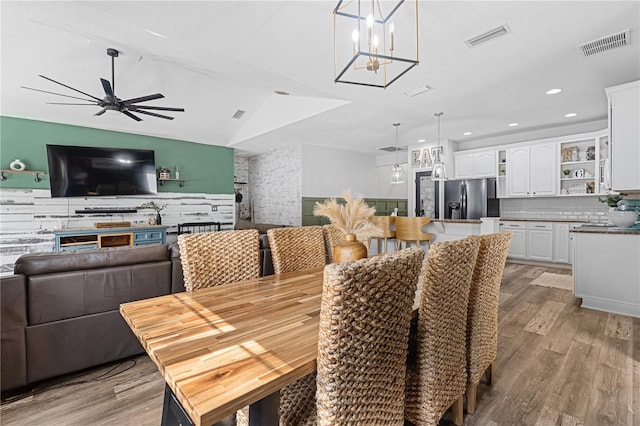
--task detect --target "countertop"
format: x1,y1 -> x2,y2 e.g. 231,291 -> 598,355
500,218 -> 587,223
570,226 -> 640,235
431,219 -> 482,224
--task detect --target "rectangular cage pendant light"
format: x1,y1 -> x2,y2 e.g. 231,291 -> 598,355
333,0 -> 419,88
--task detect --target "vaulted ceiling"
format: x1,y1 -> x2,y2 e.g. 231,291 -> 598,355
1,1 -> 638,156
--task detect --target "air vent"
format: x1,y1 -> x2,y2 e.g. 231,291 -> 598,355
465,24 -> 512,48
579,30 -> 630,57
378,146 -> 403,153
232,109 -> 245,119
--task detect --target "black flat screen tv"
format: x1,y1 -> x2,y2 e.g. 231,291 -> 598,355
46,145 -> 158,197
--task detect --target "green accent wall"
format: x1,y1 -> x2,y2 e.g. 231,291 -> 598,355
0,116 -> 234,194
302,197 -> 408,226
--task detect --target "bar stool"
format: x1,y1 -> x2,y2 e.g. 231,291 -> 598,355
369,216 -> 396,254
395,217 -> 433,251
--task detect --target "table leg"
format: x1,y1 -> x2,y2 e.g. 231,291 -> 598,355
161,384 -> 237,426
248,391 -> 280,426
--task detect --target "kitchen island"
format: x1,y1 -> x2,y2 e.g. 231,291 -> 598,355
571,227 -> 640,318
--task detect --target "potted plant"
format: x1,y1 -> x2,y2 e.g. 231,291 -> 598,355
313,190 -> 383,262
598,191 -> 625,208
562,169 -> 571,177
138,201 -> 166,225
157,166 -> 171,180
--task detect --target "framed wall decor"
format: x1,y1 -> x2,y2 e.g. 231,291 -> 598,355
411,150 -> 421,167
431,146 -> 444,162
422,148 -> 432,168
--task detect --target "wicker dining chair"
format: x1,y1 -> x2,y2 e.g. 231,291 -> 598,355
322,224 -> 344,263
405,235 -> 481,426
267,226 -> 326,274
395,216 -> 433,250
177,229 -> 260,291
369,216 -> 396,254
466,231 -> 512,414
280,248 -> 425,426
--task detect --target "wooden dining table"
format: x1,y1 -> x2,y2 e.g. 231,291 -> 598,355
120,266 -> 423,426
120,267 -> 326,426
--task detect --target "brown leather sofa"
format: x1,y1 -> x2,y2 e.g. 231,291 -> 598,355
1,244 -> 181,392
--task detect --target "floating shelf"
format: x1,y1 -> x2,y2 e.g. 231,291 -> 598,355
158,178 -> 187,187
0,169 -> 46,182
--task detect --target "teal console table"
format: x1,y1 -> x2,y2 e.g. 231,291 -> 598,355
54,226 -> 168,252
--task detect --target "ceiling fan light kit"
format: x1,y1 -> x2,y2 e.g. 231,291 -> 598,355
22,48 -> 184,121
333,0 -> 419,88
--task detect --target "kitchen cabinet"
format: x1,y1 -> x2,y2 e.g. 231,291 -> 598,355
507,142 -> 556,197
502,221 -> 526,259
572,230 -> 640,318
526,222 -> 553,262
453,149 -> 496,179
606,80 -> 640,191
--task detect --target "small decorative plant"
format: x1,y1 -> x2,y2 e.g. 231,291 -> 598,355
313,190 -> 383,241
598,191 -> 625,208
157,166 -> 171,179
562,169 -> 571,177
138,201 -> 166,214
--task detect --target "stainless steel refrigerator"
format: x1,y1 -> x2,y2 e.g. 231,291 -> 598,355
436,178 -> 500,219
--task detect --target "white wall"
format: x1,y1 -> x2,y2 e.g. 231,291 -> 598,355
302,145 -> 409,198
248,146 -> 302,226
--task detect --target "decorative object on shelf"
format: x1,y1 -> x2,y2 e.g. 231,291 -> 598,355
157,166 -> 171,180
388,123 -> 406,184
9,159 -> 26,171
562,169 -> 571,177
333,0 -> 419,88
431,112 -> 448,181
138,201 -> 166,225
562,146 -> 578,162
313,190 -> 383,262
586,146 -> 596,161
175,165 -> 180,180
235,189 -> 243,203
573,168 -> 585,178
22,47 -> 184,121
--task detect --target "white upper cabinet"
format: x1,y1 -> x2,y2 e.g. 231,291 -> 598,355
507,142 -> 556,197
453,149 -> 496,179
606,81 -> 640,191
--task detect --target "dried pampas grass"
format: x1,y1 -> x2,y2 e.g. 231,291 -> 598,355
313,191 -> 383,241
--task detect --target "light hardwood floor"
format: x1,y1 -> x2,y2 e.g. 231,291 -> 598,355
1,263 -> 638,425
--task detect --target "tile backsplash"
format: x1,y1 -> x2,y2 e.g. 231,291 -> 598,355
501,196 -> 614,223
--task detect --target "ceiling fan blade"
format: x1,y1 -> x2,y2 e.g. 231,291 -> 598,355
122,93 -> 164,104
133,109 -> 175,120
122,110 -> 142,121
21,86 -> 100,103
132,105 -> 185,112
39,75 -> 103,102
100,78 -> 115,103
94,108 -> 108,116
47,102 -> 99,105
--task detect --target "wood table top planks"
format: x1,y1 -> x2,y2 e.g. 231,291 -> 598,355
120,267 -> 325,426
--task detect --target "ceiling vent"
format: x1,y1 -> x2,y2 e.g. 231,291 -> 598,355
465,24 -> 512,48
579,30 -> 630,57
232,109 -> 245,119
378,146 -> 404,153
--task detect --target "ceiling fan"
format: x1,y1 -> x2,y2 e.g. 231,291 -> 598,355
21,48 -> 184,121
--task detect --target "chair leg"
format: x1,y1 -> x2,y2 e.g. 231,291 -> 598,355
466,382 -> 477,414
452,396 -> 464,426
485,362 -> 495,385
377,238 -> 383,254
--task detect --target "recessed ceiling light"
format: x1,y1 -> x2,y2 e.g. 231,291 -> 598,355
546,88 -> 562,95
564,113 -> 578,118
508,122 -> 519,127
418,139 -> 426,142
463,132 -> 472,136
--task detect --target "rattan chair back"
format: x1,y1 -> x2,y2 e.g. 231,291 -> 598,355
465,231 -> 512,413
279,248 -> 425,426
267,226 -> 326,274
395,216 -> 433,250
405,235 -> 481,426
322,224 -> 344,263
177,229 -> 260,292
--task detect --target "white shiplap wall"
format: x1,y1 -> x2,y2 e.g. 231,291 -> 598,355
0,188 -> 234,274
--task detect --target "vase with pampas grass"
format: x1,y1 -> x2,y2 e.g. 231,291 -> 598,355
313,190 -> 383,262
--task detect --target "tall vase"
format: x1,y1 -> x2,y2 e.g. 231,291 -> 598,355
156,213 -> 162,225
333,234 -> 367,263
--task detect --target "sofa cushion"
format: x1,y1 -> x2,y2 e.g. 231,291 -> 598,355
15,244 -> 170,276
28,262 -> 171,325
